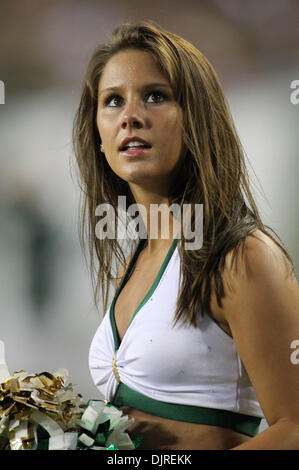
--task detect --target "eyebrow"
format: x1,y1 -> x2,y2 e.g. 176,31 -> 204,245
98,82 -> 171,96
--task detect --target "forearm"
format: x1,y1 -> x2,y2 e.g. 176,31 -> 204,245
230,420 -> 299,450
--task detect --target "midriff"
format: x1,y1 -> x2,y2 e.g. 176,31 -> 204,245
120,406 -> 251,450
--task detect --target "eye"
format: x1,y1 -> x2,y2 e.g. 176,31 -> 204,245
105,95 -> 123,107
146,91 -> 167,104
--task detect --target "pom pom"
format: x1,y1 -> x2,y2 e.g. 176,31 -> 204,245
0,341 -> 142,450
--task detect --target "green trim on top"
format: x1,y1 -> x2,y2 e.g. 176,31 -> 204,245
112,382 -> 261,437
110,235 -> 179,351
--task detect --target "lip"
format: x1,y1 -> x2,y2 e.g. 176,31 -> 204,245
120,147 -> 151,157
119,136 -> 151,151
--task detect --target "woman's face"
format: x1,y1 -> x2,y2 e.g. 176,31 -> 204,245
96,49 -> 186,196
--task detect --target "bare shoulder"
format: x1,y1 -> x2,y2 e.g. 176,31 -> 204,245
210,229 -> 297,325
224,229 -> 293,283
211,230 -> 299,427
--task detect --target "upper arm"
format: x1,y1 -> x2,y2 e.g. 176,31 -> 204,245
218,231 -> 299,426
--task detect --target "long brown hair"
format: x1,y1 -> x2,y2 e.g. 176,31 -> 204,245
72,20 -> 295,326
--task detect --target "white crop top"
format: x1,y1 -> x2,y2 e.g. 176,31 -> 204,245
89,236 -> 264,436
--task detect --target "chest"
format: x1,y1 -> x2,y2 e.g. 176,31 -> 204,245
114,251 -> 169,343
113,244 -> 233,343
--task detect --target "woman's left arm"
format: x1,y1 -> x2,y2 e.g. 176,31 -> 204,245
218,233 -> 299,450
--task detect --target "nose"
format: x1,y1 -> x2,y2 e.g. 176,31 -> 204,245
121,98 -> 145,130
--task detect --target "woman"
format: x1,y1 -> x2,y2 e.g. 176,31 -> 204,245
73,21 -> 299,450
